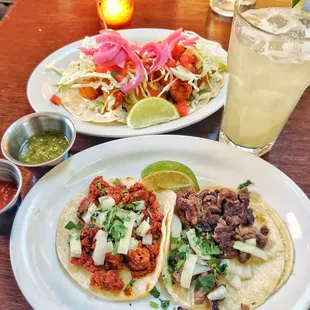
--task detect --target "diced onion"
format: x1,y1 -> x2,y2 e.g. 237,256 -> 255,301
180,253 -> 198,289
186,228 -> 211,260
193,263 -> 211,276
117,220 -> 134,254
245,238 -> 257,247
96,211 -> 108,227
107,241 -> 114,253
142,234 -> 153,245
98,196 -> 115,210
136,220 -> 151,237
135,201 -> 146,210
82,203 -> 97,223
128,211 -> 139,221
207,285 -> 227,301
171,214 -> 182,238
69,232 -> 82,258
92,230 -> 108,266
225,273 -> 242,290
129,237 -> 139,251
134,213 -> 144,228
221,259 -> 252,280
233,241 -> 268,261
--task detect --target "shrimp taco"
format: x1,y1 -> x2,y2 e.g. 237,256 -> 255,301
162,186 -> 293,310
49,28 -> 226,127
56,176 -> 175,300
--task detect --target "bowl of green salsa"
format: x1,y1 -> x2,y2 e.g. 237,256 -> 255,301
1,112 -> 76,167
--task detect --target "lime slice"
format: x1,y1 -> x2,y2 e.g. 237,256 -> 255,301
293,0 -> 310,11
141,160 -> 199,192
127,97 -> 180,129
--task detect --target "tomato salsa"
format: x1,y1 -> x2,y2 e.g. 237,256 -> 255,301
0,180 -> 17,210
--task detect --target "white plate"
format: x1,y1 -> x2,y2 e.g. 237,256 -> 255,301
27,28 -> 228,138
10,136 -> 310,310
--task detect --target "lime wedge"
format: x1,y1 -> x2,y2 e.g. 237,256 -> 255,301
126,97 -> 180,129
293,0 -> 310,11
141,160 -> 199,192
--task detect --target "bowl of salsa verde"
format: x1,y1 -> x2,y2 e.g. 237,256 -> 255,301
1,112 -> 76,167
0,159 -> 22,233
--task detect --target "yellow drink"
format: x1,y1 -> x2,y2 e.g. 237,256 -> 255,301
220,6 -> 310,155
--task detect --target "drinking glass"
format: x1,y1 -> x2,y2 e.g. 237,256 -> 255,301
219,0 -> 310,156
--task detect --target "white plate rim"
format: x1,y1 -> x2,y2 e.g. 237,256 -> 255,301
10,135 -> 310,310
26,28 -> 228,138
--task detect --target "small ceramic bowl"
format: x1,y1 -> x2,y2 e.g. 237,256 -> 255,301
0,159 -> 22,233
1,112 -> 76,168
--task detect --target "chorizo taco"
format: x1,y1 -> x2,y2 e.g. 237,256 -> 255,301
56,176 -> 175,300
161,186 -> 293,310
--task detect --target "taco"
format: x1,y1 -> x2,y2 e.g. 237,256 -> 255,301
56,176 -> 175,300
161,186 -> 293,310
48,28 -> 226,127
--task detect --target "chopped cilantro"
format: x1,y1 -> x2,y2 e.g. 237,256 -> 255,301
180,231 -> 187,239
113,178 -> 123,185
111,71 -> 120,77
133,201 -> 141,206
129,279 -> 135,286
195,226 -> 203,233
150,286 -> 160,298
65,221 -> 83,230
194,236 -> 222,255
175,259 -> 185,270
124,203 -> 135,211
87,223 -> 95,229
238,179 -> 253,189
149,301 -> 159,309
133,193 -> 139,197
101,189 -> 107,195
199,274 -> 216,293
208,257 -> 228,275
108,221 -> 127,243
97,182 -> 102,189
122,189 -> 128,193
159,299 -> 170,310
178,251 -> 187,260
115,215 -> 124,224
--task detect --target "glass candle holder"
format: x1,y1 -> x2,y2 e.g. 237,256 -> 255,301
96,0 -> 134,29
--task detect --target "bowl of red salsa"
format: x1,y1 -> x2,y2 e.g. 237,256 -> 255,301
0,159 -> 22,233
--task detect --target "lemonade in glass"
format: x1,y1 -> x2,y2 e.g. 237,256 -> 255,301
219,0 -> 310,156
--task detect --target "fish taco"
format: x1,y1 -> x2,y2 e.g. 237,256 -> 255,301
162,186 -> 293,310
56,176 -> 175,300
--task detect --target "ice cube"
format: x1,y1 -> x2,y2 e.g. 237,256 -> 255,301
267,15 -> 288,28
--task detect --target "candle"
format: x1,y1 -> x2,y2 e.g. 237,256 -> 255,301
96,0 -> 134,29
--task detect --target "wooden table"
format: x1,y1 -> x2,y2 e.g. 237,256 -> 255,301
0,0 -> 309,308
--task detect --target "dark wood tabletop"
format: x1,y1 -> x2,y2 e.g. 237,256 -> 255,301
0,0 -> 309,309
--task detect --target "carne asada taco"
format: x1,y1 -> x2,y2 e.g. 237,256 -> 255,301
162,186 -> 293,310
56,176 -> 176,300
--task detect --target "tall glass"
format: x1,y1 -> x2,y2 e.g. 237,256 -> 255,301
219,0 -> 310,156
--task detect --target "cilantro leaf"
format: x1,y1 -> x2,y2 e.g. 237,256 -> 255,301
129,279 -> 135,286
150,301 -> 159,309
199,274 -> 216,293
97,182 -> 102,189
159,299 -> 170,310
122,189 -> 128,193
175,259 -> 185,270
113,178 -> 123,185
238,179 -> 253,189
65,221 -> 83,230
150,286 -> 160,298
202,243 -> 222,255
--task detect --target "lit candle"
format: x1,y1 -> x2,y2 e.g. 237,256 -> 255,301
96,0 -> 134,29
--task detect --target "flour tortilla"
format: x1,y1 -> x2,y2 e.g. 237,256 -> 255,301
162,191 -> 294,310
56,177 -> 176,301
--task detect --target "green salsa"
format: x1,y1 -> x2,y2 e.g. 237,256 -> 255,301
18,132 -> 69,164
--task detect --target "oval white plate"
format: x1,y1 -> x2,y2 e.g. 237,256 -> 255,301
27,28 -> 228,138
10,136 -> 310,310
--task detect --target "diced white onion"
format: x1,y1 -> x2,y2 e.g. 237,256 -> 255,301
171,214 -> 182,238
233,241 -> 268,261
117,220 -> 134,255
135,200 -> 146,210
96,211 -> 108,227
193,263 -> 211,276
107,241 -> 114,252
98,196 -> 115,210
69,232 -> 82,258
128,211 -> 139,221
92,230 -> 108,266
142,234 -> 153,245
225,273 -> 242,290
180,253 -> 198,289
82,203 -> 97,223
136,220 -> 150,237
129,237 -> 139,251
221,259 -> 252,280
134,213 -> 144,227
186,228 -> 211,260
207,285 -> 227,301
245,238 -> 257,247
